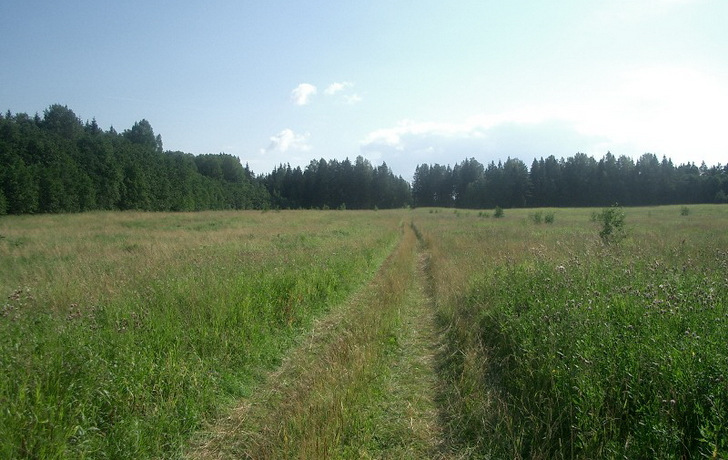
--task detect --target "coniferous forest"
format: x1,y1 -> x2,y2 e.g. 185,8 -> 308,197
412,155 -> 728,209
1,105 -> 726,215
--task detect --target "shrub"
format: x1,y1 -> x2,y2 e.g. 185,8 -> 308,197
595,204 -> 626,244
493,206 -> 504,218
544,211 -> 555,224
681,206 -> 690,216
529,211 -> 543,224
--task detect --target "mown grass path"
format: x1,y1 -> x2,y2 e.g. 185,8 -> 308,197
187,221 -> 450,459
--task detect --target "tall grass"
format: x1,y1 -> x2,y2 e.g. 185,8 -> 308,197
415,205 -> 728,458
470,246 -> 728,457
0,210 -> 401,458
190,220 -> 432,458
3,205 -> 727,458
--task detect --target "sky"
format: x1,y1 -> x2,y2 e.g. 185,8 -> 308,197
2,0 -> 727,179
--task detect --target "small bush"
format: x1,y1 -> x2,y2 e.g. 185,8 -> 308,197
494,206 -> 504,218
595,204 -> 626,244
529,210 -> 555,224
680,206 -> 690,216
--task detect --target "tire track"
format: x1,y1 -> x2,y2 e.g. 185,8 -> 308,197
187,222 -> 451,458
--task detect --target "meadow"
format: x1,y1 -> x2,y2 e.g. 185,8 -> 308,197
416,205 -> 728,458
0,210 -> 401,458
1,205 -> 727,458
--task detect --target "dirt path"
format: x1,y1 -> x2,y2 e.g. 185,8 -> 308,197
370,249 -> 448,458
186,223 -> 450,459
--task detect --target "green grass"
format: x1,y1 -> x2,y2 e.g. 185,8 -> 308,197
0,210 -> 401,458
468,246 -> 728,457
189,220 -> 443,459
414,204 -> 728,458
2,205 -> 727,458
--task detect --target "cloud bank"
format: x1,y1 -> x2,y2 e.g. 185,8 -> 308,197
359,65 -> 728,179
359,117 -> 613,180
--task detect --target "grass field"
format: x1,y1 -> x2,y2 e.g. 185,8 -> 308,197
1,205 -> 727,458
0,210 -> 400,458
415,205 -> 728,458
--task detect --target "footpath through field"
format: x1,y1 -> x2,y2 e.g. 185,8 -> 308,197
187,221 -> 450,459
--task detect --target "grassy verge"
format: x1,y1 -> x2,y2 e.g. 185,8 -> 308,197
415,204 -> 728,458
0,210 -> 400,458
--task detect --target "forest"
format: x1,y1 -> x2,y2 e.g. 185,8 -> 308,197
1,104 -> 727,215
413,155 -> 728,209
0,105 -> 411,214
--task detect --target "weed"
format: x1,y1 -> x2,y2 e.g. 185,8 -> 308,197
595,204 -> 626,244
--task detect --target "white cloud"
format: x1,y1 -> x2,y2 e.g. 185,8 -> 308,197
360,64 -> 728,179
360,116 -> 608,180
363,117 -> 594,154
563,66 -> 728,162
290,83 -> 317,106
262,128 -> 311,154
324,81 -> 353,95
361,117 -> 502,152
323,81 -> 362,104
290,81 -> 360,105
343,93 -> 362,105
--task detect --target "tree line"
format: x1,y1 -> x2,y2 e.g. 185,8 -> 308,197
0,105 -> 270,214
0,105 -> 411,215
413,154 -> 728,209
2,105 -> 726,215
263,157 -> 411,210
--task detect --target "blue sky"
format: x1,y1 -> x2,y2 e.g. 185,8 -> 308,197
2,1 -> 727,178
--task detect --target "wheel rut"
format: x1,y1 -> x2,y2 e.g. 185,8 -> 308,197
186,222 -> 451,459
